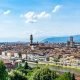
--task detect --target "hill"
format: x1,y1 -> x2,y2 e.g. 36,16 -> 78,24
43,35 -> 80,43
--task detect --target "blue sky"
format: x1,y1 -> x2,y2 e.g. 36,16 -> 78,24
0,0 -> 80,42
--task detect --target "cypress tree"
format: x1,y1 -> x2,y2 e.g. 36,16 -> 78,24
71,73 -> 75,80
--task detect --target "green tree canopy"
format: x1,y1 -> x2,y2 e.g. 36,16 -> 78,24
33,67 -> 57,80
24,62 -> 29,69
9,70 -> 27,80
72,73 -> 75,80
55,72 -> 75,80
0,60 -> 8,80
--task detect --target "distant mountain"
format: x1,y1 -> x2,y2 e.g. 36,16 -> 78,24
43,35 -> 80,43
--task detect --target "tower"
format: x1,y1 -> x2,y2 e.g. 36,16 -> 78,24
67,36 -> 75,48
30,34 -> 33,44
70,36 -> 75,47
70,36 -> 73,43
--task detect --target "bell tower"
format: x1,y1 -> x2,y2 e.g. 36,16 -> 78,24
30,34 -> 33,45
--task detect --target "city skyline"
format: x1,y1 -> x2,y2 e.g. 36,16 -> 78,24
0,0 -> 80,41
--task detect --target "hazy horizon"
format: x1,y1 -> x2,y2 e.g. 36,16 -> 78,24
0,34 -> 80,42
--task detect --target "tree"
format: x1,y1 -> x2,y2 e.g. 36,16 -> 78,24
72,73 -> 75,80
0,60 -> 8,80
17,62 -> 31,75
9,70 -> 27,80
24,62 -> 29,69
33,67 -> 57,80
55,72 -> 74,80
54,57 -> 59,65
66,72 -> 72,80
18,52 -> 22,58
23,62 -> 31,70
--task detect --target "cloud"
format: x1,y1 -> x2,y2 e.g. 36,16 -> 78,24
3,10 -> 11,15
24,11 -> 37,23
52,5 -> 62,13
37,11 -> 50,19
21,5 -> 62,23
21,11 -> 51,23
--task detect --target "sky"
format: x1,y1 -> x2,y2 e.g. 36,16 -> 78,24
0,0 -> 80,42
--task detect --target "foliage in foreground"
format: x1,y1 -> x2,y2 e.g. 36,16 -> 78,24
33,67 -> 57,80
0,60 -> 76,80
55,72 -> 76,80
9,70 -> 27,80
0,60 -> 8,80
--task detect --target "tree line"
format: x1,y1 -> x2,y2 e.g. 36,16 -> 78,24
0,60 -> 76,80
